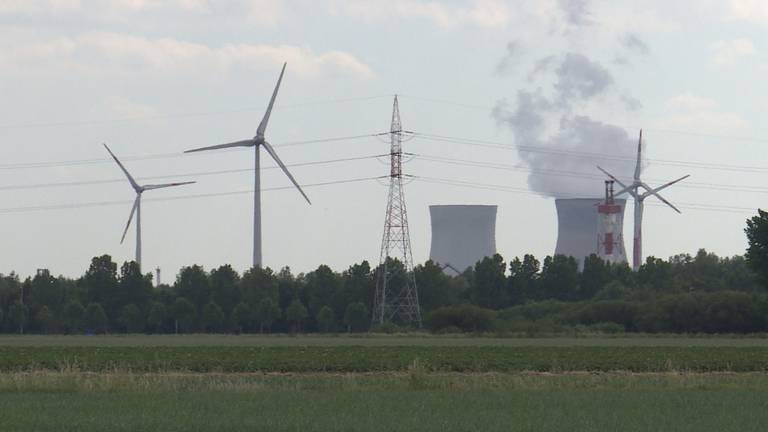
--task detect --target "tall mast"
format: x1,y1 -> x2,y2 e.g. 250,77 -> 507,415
372,96 -> 422,327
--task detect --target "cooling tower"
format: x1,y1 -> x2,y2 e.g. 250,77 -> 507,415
554,198 -> 628,266
429,205 -> 497,275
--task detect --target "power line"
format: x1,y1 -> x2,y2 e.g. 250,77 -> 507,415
411,132 -> 768,174
0,154 -> 387,191
0,176 -> 386,215
413,154 -> 768,194
0,132 -> 388,171
413,176 -> 759,215
5,92 -> 767,145
2,141 -> 765,206
398,94 -> 768,145
3,128 -> 764,175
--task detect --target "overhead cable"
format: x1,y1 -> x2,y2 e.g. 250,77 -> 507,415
0,154 -> 387,191
0,176 -> 386,215
0,133 -> 388,170
410,132 -> 768,174
413,176 -> 758,215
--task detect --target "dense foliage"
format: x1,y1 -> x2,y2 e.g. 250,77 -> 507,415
0,245 -> 765,335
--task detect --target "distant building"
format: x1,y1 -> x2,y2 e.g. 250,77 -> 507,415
429,205 -> 497,275
554,198 -> 628,267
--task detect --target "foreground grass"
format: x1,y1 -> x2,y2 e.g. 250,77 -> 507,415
1,372 -> 767,431
4,333 -> 768,347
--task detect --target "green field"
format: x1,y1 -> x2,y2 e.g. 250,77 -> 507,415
2,334 -> 768,373
3,335 -> 768,431
3,333 -> 768,347
2,371 -> 768,431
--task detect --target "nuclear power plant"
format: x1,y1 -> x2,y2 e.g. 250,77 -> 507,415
429,205 -> 498,275
554,198 -> 628,266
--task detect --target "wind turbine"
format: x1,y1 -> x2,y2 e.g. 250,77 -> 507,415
184,62 -> 311,269
597,130 -> 690,271
104,144 -> 195,270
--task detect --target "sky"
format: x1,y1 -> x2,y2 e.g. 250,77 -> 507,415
1,0 -> 767,279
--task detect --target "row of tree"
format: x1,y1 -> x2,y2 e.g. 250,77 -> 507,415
0,208 -> 764,334
0,247 -> 762,334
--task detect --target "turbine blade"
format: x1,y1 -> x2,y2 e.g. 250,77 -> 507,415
256,62 -> 286,138
642,175 -> 690,195
121,195 -> 140,244
614,185 -> 635,197
634,129 -> 643,181
597,166 -> 629,189
262,141 -> 311,204
143,181 -> 196,190
645,189 -> 682,213
103,143 -> 140,192
639,174 -> 689,213
184,140 -> 254,153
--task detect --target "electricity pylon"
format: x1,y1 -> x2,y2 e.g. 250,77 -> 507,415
372,96 -> 422,327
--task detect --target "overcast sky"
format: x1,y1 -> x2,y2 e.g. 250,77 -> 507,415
1,0 -> 767,279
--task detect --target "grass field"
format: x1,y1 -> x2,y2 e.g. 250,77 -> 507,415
3,335 -> 768,431
2,334 -> 768,372
3,345 -> 768,372
1,371 -> 768,431
3,333 -> 768,346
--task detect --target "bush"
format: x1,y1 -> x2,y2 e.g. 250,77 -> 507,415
84,303 -> 108,334
370,321 -> 400,334
316,306 -> 336,333
498,300 -> 575,322
343,302 -> 369,333
593,280 -> 630,301
425,305 -> 496,333
574,301 -> 638,330
588,322 -> 625,334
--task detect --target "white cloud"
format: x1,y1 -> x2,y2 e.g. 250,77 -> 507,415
328,0 -> 511,29
90,96 -> 159,119
729,0 -> 768,23
710,38 -> 756,65
0,0 -> 212,13
0,0 -> 284,24
660,93 -> 748,132
110,0 -> 209,12
591,3 -> 681,34
665,94 -> 718,112
0,0 -> 81,13
0,32 -> 374,79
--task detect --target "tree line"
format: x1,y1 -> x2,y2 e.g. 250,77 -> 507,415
0,209 -> 765,335
0,248 -> 763,335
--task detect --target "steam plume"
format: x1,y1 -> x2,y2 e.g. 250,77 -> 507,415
494,51 -> 640,198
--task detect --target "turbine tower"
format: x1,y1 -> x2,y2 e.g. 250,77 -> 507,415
184,62 -> 311,269
104,144 -> 195,270
372,96 -> 421,327
598,130 -> 689,271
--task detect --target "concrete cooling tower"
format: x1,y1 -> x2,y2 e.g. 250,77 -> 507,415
554,198 -> 628,266
429,205 -> 497,275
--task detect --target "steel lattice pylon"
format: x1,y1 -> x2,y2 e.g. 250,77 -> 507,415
372,96 -> 422,327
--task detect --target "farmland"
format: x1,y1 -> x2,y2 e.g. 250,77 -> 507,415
4,333 -> 768,347
3,335 -> 768,431
2,371 -> 768,431
3,344 -> 768,373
